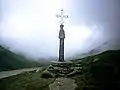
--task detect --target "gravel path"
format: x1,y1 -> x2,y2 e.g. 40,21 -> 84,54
49,77 -> 77,90
0,67 -> 41,79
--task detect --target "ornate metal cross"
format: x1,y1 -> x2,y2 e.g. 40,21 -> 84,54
56,9 -> 68,24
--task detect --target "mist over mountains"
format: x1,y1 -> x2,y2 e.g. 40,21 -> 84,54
0,36 -> 120,71
66,38 -> 120,60
1,37 -> 120,61
0,45 -> 42,71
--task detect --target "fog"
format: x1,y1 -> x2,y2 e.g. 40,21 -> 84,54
0,0 -> 120,60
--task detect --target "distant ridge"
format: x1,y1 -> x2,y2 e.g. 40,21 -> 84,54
71,39 -> 120,60
0,45 -> 41,71
73,49 -> 120,62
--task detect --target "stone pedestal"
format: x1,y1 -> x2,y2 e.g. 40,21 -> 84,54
47,61 -> 82,77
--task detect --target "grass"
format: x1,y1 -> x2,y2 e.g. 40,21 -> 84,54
71,50 -> 120,90
71,74 -> 99,90
1,50 -> 120,90
0,70 -> 55,90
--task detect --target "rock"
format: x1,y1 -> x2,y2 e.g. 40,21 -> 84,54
41,70 -> 54,78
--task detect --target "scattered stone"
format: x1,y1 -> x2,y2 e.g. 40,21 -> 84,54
36,69 -> 39,72
93,58 -> 100,63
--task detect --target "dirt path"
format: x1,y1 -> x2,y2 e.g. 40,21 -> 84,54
49,77 -> 77,90
0,67 -> 41,79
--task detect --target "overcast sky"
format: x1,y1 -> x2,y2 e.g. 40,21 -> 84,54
0,0 -> 120,59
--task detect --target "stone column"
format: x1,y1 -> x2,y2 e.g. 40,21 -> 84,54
59,24 -> 65,61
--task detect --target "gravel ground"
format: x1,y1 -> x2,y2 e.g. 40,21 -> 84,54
49,77 -> 77,90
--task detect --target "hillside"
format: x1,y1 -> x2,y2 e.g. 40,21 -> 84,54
0,49 -> 120,90
73,50 -> 120,90
0,45 -> 41,71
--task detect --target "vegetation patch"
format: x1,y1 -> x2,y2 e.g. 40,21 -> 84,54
41,70 -> 54,78
0,70 -> 55,90
71,50 -> 120,90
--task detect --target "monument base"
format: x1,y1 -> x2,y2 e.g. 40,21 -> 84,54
46,60 -> 82,77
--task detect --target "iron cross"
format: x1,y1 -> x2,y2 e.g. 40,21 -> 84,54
56,9 -> 68,24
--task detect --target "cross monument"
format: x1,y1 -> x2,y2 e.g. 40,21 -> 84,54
56,9 -> 68,62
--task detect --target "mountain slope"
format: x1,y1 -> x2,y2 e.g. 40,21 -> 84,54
0,46 -> 41,71
73,50 -> 120,90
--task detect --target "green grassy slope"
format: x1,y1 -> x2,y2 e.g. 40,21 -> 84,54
0,70 -> 54,90
0,46 -> 41,71
73,50 -> 120,90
